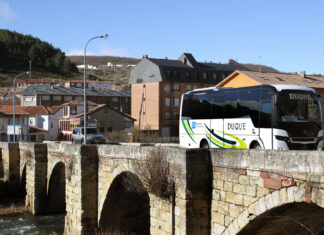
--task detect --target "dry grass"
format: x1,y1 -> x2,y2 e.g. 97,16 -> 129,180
123,148 -> 174,200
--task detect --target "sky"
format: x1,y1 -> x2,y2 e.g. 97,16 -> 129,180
1,0 -> 324,74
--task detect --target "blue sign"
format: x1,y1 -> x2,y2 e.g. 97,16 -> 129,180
192,121 -> 196,129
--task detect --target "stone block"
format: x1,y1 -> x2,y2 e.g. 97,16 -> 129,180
271,190 -> 280,208
247,169 -> 260,177
233,184 -> 246,195
264,193 -> 274,209
257,187 -> 270,197
250,176 -> 264,187
213,200 -> 229,214
263,178 -> 282,190
243,195 -> 257,207
287,186 -> 297,202
229,204 -> 241,218
239,175 -> 250,185
224,181 -> 233,192
211,211 -> 225,226
237,210 -> 249,230
213,223 -> 225,234
213,179 -> 224,190
225,215 -> 234,226
224,192 -> 243,205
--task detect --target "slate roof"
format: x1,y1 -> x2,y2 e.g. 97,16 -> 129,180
22,84 -> 130,97
218,70 -> 324,89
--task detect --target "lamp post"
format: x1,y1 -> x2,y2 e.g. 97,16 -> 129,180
13,71 -> 30,142
83,34 -> 108,144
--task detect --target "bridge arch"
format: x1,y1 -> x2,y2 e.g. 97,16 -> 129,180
47,161 -> 66,213
98,171 -> 150,234
222,184 -> 324,235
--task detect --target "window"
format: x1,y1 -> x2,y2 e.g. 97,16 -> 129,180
237,89 -> 260,127
42,95 -> 50,101
71,82 -> 75,86
53,96 -> 61,101
77,83 -> 82,87
25,97 -> 31,102
260,101 -> 272,128
186,85 -> 192,91
63,106 -> 68,116
172,84 -> 180,92
165,98 -> 170,107
185,71 -> 191,78
70,106 -> 77,115
165,112 -> 171,120
166,70 -> 171,77
99,122 -> 105,133
213,74 -> 217,80
164,84 -> 171,92
107,121 -> 112,132
29,118 -> 34,125
224,91 -> 238,118
64,96 -> 72,102
202,73 -> 207,79
104,106 -> 108,113
211,96 -> 225,119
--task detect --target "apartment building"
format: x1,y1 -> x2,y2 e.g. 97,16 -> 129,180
64,80 -> 116,90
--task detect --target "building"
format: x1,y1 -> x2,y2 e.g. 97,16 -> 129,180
217,70 -> 324,124
16,78 -> 63,90
64,80 -> 117,90
59,101 -> 135,140
129,53 -> 246,137
21,83 -> 131,114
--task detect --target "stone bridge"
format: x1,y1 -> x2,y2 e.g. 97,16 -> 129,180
1,141 -> 324,234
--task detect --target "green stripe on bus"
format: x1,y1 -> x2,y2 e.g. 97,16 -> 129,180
204,124 -> 236,145
182,120 -> 196,143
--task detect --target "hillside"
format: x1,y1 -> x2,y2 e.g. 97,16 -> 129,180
68,55 -> 140,66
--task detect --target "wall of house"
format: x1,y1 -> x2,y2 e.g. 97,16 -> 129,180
131,82 -> 160,131
218,73 -> 260,88
48,109 -> 63,140
21,95 -> 37,106
88,108 -> 134,135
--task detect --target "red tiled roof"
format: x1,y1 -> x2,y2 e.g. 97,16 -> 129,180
0,105 -> 48,115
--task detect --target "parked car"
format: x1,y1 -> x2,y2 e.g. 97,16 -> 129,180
71,127 -> 106,144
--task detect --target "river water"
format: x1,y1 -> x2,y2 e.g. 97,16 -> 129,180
0,213 -> 65,235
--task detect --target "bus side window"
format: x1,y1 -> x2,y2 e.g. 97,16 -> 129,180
211,95 -> 225,119
260,101 -> 272,128
225,91 -> 238,118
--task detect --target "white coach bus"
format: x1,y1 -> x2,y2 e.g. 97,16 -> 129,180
179,84 -> 323,150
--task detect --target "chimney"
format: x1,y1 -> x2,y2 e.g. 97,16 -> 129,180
142,54 -> 149,59
299,71 -> 306,78
49,82 -> 55,89
165,57 -> 168,60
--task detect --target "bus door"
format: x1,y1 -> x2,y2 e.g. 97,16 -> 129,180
210,95 -> 225,148
259,89 -> 274,149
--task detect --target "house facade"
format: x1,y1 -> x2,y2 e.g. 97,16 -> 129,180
59,101 -> 135,140
129,53 -> 245,137
64,80 -> 116,90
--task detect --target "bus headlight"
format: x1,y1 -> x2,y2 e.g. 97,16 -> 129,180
275,135 -> 289,142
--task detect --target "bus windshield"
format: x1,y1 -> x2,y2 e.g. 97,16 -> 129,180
276,91 -> 322,123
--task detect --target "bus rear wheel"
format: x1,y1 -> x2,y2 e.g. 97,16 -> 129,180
251,142 -> 262,149
201,140 -> 209,149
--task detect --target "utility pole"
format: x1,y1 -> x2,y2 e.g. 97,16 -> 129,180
29,60 -> 32,78
138,89 -> 145,140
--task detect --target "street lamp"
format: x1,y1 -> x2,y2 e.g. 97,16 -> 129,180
13,71 -> 30,142
83,34 -> 108,144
